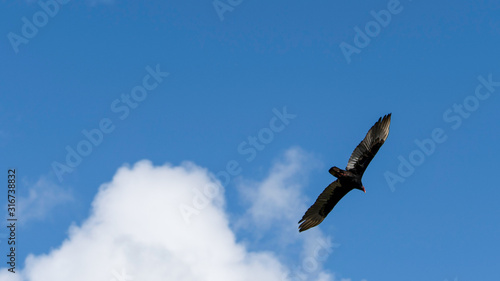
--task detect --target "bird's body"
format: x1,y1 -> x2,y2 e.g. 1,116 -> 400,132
298,114 -> 391,232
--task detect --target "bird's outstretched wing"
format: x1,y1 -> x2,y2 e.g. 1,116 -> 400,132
298,180 -> 351,232
346,114 -> 391,175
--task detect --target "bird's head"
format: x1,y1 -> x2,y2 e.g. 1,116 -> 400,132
355,180 -> 366,193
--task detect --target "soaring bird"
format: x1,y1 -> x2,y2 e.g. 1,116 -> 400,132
298,114 -> 391,232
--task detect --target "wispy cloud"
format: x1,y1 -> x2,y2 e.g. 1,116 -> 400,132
236,147 -> 338,281
17,176 -> 73,224
237,147 -> 319,232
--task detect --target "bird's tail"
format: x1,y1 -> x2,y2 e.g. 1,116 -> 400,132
328,166 -> 345,178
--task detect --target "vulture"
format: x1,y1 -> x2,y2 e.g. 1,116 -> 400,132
298,114 -> 391,232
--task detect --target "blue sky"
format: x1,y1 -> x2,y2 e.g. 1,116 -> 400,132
1,0 -> 500,280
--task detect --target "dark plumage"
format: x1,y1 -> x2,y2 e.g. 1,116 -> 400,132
298,114 -> 391,232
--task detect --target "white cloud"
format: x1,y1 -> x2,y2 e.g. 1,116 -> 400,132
17,176 -> 73,223
3,148 -> 348,281
236,148 -> 337,281
238,147 -> 319,230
